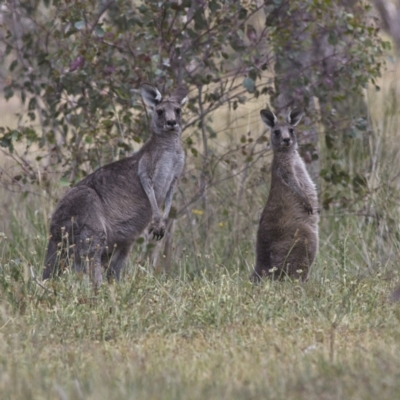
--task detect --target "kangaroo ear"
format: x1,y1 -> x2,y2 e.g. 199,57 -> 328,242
171,86 -> 188,106
260,109 -> 277,129
288,109 -> 303,126
140,83 -> 162,108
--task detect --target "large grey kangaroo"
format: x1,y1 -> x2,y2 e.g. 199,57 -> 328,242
251,109 -> 319,282
43,84 -> 188,286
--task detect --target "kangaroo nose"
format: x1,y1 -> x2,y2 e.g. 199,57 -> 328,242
283,138 -> 290,144
167,120 -> 177,127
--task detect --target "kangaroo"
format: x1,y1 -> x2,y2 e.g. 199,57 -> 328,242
251,109 -> 319,282
42,83 -> 188,286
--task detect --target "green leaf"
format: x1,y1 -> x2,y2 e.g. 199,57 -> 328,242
5,44 -> 12,57
95,26 -> 105,38
209,0 -> 221,12
206,126 -> 217,139
194,9 -> 207,30
243,77 -> 255,93
238,7 -> 248,20
4,85 -> 14,101
248,69 -> 257,81
328,32 -> 338,46
0,134 -> 13,151
74,21 -> 85,30
9,59 -> 18,72
28,98 -> 36,111
138,4 -> 148,13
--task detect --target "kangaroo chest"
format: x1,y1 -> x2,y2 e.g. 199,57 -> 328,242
270,156 -> 317,207
152,149 -> 184,204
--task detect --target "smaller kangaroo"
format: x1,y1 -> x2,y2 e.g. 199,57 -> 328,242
251,109 -> 319,282
43,83 -> 188,286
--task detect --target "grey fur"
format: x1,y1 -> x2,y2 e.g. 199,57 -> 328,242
251,109 -> 319,281
43,84 -> 188,286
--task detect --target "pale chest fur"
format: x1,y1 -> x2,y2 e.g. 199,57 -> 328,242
152,147 -> 185,205
268,151 -> 318,216
293,155 -> 318,204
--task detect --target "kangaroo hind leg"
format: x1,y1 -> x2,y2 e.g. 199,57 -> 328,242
75,226 -> 106,287
105,244 -> 131,283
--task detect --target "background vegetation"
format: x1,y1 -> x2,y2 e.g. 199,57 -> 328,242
0,0 -> 400,399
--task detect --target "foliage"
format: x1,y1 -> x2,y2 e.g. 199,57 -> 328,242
0,1 -> 387,204
0,0 -> 269,184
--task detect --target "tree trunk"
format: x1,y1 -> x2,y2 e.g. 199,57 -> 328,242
374,0 -> 400,54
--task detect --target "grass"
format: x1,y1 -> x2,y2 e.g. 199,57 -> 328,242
0,196 -> 400,399
1,61 -> 400,400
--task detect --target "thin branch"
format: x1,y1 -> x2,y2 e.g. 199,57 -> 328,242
89,0 -> 116,34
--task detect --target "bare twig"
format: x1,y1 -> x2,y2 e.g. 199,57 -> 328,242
89,0 -> 116,34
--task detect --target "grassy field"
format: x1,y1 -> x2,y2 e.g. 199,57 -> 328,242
0,229 -> 399,399
1,60 -> 400,399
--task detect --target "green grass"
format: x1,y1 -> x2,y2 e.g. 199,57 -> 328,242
0,209 -> 400,399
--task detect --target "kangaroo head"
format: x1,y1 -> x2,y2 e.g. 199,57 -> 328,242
260,109 -> 303,152
141,84 -> 188,136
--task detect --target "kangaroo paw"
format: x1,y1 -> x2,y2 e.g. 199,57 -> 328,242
149,221 -> 165,241
304,203 -> 313,215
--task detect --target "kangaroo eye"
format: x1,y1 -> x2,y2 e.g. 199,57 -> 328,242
289,128 -> 294,135
274,130 -> 281,136
175,108 -> 181,115
156,109 -> 164,117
